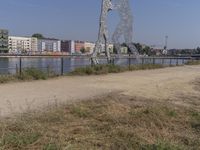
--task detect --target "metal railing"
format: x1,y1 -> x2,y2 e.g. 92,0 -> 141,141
0,56 -> 196,76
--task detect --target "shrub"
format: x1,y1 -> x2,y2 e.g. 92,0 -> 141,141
129,64 -> 164,71
19,68 -> 48,80
0,75 -> 16,83
185,60 -> 200,65
69,64 -> 164,76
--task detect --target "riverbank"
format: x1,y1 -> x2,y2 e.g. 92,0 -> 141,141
0,82 -> 200,149
0,65 -> 200,149
0,65 -> 200,117
0,64 -> 164,84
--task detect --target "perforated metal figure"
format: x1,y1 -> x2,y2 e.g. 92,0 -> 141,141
91,0 -> 113,65
112,0 -> 139,56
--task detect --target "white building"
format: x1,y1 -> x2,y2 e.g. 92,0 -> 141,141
84,42 -> 95,54
100,44 -> 114,53
8,36 -> 38,53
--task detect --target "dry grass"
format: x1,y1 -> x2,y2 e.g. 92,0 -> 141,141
193,77 -> 200,91
0,92 -> 199,150
0,68 -> 58,84
68,64 -> 165,76
185,60 -> 200,65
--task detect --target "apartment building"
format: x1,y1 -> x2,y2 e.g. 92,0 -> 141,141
61,40 -> 75,54
99,44 -> 114,53
8,36 -> 38,53
61,40 -> 113,55
61,40 -> 95,54
37,38 -> 61,52
0,29 -> 9,53
74,40 -> 84,53
84,42 -> 95,54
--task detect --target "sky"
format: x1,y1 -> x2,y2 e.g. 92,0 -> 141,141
0,0 -> 200,49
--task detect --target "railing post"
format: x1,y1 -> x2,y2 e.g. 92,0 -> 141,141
162,58 -> 164,65
176,58 -> 178,66
142,58 -> 144,65
128,53 -> 131,70
91,58 -> 93,67
61,57 -> 64,75
153,57 -> 155,65
19,57 -> 22,75
16,64 -> 18,75
170,58 -> 172,66
47,65 -> 50,77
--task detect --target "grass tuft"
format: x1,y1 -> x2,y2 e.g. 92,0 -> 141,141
142,141 -> 182,150
0,68 -> 57,84
19,68 -> 48,80
185,60 -> 200,65
68,64 -> 164,76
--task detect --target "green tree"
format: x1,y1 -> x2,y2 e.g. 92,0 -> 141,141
143,46 -> 151,55
32,33 -> 44,39
80,47 -> 86,54
134,43 -> 143,54
197,47 -> 200,54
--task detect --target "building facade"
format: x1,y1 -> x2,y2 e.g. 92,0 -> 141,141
37,38 -> 61,52
8,36 -> 38,54
84,42 -> 95,54
0,29 -> 9,53
100,44 -> 114,53
74,40 -> 84,53
61,40 -> 75,54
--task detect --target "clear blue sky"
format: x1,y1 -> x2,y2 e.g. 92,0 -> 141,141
0,0 -> 200,49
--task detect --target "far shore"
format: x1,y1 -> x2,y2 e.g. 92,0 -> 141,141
0,54 -> 194,59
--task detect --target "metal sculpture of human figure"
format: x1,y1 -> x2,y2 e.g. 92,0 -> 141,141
112,0 -> 139,56
91,0 -> 113,65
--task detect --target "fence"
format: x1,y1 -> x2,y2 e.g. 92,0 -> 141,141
0,56 -> 195,76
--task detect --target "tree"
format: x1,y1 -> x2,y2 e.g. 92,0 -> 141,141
32,33 -> 44,39
197,47 -> 200,54
134,43 -> 143,54
143,46 -> 151,55
80,47 -> 86,54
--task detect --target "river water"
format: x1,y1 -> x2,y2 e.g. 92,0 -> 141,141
0,56 -> 190,75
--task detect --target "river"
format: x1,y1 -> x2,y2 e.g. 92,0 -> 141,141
0,56 -> 190,75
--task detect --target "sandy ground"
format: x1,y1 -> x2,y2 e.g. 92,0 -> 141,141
0,65 -> 200,117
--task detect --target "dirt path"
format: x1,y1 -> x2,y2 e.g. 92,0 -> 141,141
0,65 -> 200,117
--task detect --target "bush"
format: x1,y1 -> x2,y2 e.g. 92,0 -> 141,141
129,64 -> 164,71
18,68 -> 48,80
68,65 -> 118,75
69,64 -> 164,76
185,60 -> 200,65
0,75 -> 16,83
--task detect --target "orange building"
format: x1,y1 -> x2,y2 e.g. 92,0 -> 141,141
74,40 -> 84,53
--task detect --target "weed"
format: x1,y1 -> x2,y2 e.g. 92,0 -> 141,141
20,68 -> 48,80
185,60 -> 200,65
43,143 -> 60,150
68,64 -> 164,76
1,132 -> 41,148
142,141 -> 182,150
70,105 -> 91,118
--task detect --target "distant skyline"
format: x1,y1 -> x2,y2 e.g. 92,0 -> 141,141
1,0 -> 200,49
